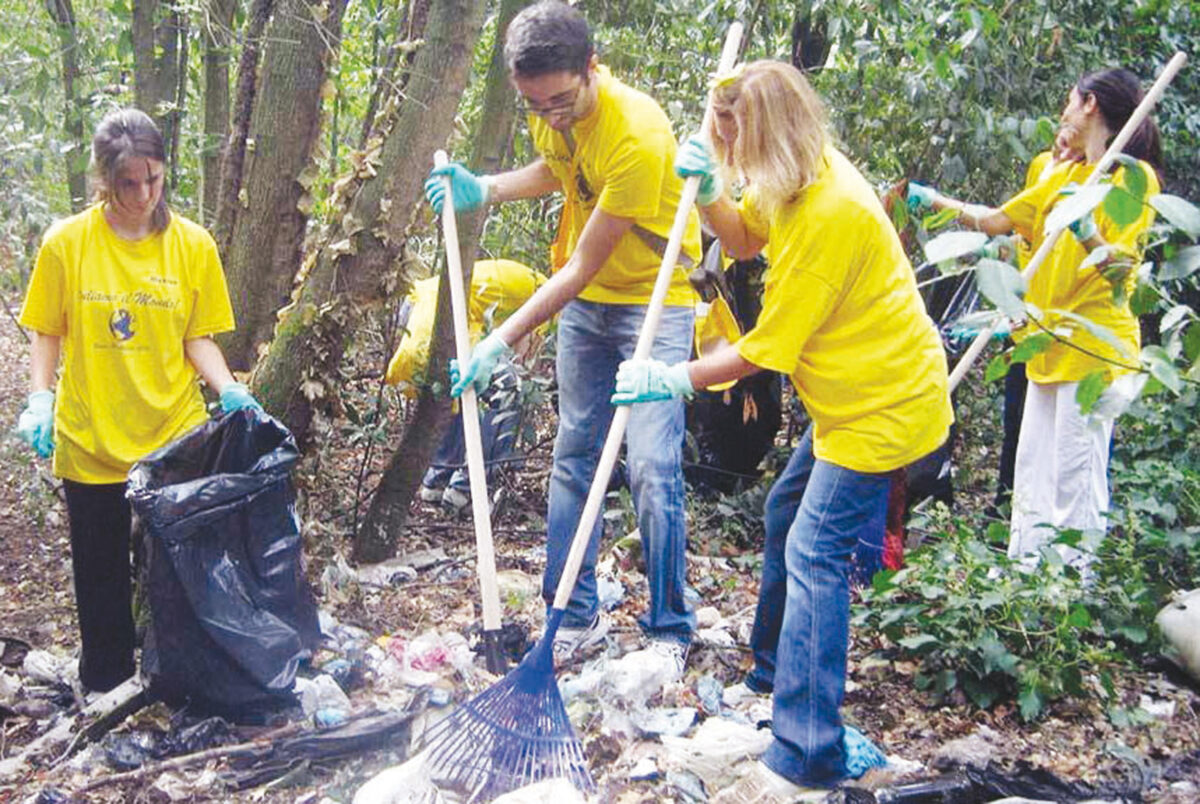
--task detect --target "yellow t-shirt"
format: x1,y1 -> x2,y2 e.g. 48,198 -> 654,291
385,259 -> 546,389
528,65 -> 701,307
735,147 -> 953,473
19,204 -> 235,483
1015,150 -> 1054,269
1000,158 -> 1158,383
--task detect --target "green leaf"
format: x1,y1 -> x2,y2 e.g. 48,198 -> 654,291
1159,304 -> 1193,335
1011,332 -> 1053,363
1140,344 -> 1182,393
1116,160 -> 1148,201
1075,370 -> 1108,414
1130,283 -> 1159,316
984,352 -> 1011,382
1066,604 -> 1092,628
898,633 -> 939,651
922,207 -> 959,231
1103,187 -> 1144,229
1148,194 -> 1200,239
1160,246 -> 1200,282
975,258 -> 1026,317
1018,684 -> 1044,721
1045,184 -> 1111,233
1117,625 -> 1148,644
934,669 -> 958,696
1183,323 -> 1200,362
923,230 -> 988,264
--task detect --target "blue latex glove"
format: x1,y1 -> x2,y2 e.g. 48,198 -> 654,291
424,163 -> 490,214
16,390 -> 54,458
220,382 -> 263,413
906,181 -> 941,214
674,135 -> 723,206
979,234 -> 1015,262
843,725 -> 888,778
611,359 -> 694,405
450,332 -> 511,398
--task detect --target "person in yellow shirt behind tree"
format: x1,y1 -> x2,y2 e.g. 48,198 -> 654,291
15,108 -> 259,693
384,259 -> 545,509
423,1 -> 702,674
614,61 -> 952,795
907,67 -> 1163,568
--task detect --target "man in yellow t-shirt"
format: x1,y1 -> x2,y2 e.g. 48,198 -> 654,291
422,1 -> 701,668
384,259 -> 546,508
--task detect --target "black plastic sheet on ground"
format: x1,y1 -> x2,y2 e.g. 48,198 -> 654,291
127,409 -> 320,719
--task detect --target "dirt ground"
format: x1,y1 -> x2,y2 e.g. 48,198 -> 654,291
0,294 -> 1198,802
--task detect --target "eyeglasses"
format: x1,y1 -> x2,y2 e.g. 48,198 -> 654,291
516,79 -> 585,118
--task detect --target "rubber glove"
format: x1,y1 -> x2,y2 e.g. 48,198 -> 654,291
611,359 -> 694,405
906,181 -> 942,214
978,234 -> 1015,262
220,382 -> 263,413
16,390 -> 54,458
674,135 -> 723,206
450,332 -> 511,398
424,163 -> 490,214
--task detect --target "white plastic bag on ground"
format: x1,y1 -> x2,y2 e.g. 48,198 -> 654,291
491,778 -> 588,803
1156,588 -> 1200,682
353,750 -> 445,804
660,716 -> 774,792
294,674 -> 351,716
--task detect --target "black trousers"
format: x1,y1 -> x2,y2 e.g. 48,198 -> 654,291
63,479 -> 136,692
996,361 -> 1028,506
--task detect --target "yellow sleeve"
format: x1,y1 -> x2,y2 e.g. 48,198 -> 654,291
1000,179 -> 1050,244
596,124 -> 672,222
735,259 -> 840,377
184,228 -> 236,339
1024,151 -> 1053,190
18,231 -> 68,336
737,189 -> 770,244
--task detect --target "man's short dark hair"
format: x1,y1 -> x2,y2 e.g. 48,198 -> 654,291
504,1 -> 593,78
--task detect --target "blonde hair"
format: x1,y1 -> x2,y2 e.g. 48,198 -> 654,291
707,61 -> 828,215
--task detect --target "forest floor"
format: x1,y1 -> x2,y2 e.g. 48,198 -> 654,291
0,294 -> 1198,803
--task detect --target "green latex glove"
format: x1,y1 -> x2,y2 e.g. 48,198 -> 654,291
906,181 -> 942,214
16,390 -> 54,458
424,163 -> 490,214
674,135 -> 723,206
220,382 -> 263,413
979,234 -> 1016,262
450,332 -> 511,398
611,359 -> 694,405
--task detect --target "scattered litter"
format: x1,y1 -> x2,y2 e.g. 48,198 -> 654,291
931,724 -> 1004,771
491,777 -> 587,803
629,755 -> 660,781
666,768 -> 708,803
1156,588 -> 1200,683
597,575 -> 625,611
295,674 -> 352,717
1138,693 -> 1176,719
632,706 -> 697,738
22,649 -> 73,686
0,635 -> 31,667
696,627 -> 736,647
695,674 -> 723,716
356,559 -> 419,587
695,606 -> 723,628
605,646 -> 684,702
352,750 -> 443,804
660,716 -> 773,792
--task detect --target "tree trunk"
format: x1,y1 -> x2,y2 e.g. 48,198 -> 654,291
249,0 -> 485,528
354,0 -> 522,562
44,0 -> 87,211
200,0 -> 237,225
213,0 -> 274,257
131,0 -> 183,177
217,0 -> 348,370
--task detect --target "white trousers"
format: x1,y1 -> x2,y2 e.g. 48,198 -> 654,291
1009,380 -> 1114,567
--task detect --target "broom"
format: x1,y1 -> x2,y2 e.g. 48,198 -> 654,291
434,150 -> 507,675
417,22 -> 745,800
945,51 -> 1188,393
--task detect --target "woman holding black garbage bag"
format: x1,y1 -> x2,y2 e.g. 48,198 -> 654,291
15,108 -> 261,693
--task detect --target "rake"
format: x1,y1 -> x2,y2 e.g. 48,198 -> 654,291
417,22 -> 745,800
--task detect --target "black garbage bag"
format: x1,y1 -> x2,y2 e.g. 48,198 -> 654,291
127,409 -> 320,718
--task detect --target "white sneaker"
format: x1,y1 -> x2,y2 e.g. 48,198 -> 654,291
417,484 -> 443,503
441,486 -> 470,511
552,613 -> 610,665
646,638 -> 688,678
712,761 -> 827,803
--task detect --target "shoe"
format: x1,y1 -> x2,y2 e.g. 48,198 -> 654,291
552,613 -> 610,665
647,638 -> 688,678
441,486 -> 470,511
417,484 -> 443,503
712,761 -> 827,803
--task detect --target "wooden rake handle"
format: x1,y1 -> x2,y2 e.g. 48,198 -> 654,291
551,22 -> 745,611
947,51 -> 1188,392
434,149 -> 502,632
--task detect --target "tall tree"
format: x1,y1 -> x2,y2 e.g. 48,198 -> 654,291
44,0 -> 87,211
131,0 -> 187,181
216,0 -> 348,369
200,0 -> 238,225
249,0 -> 485,483
355,0 -> 523,561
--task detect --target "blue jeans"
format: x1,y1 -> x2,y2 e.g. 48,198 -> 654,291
542,299 -> 695,643
748,428 -> 890,786
422,362 -> 519,493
